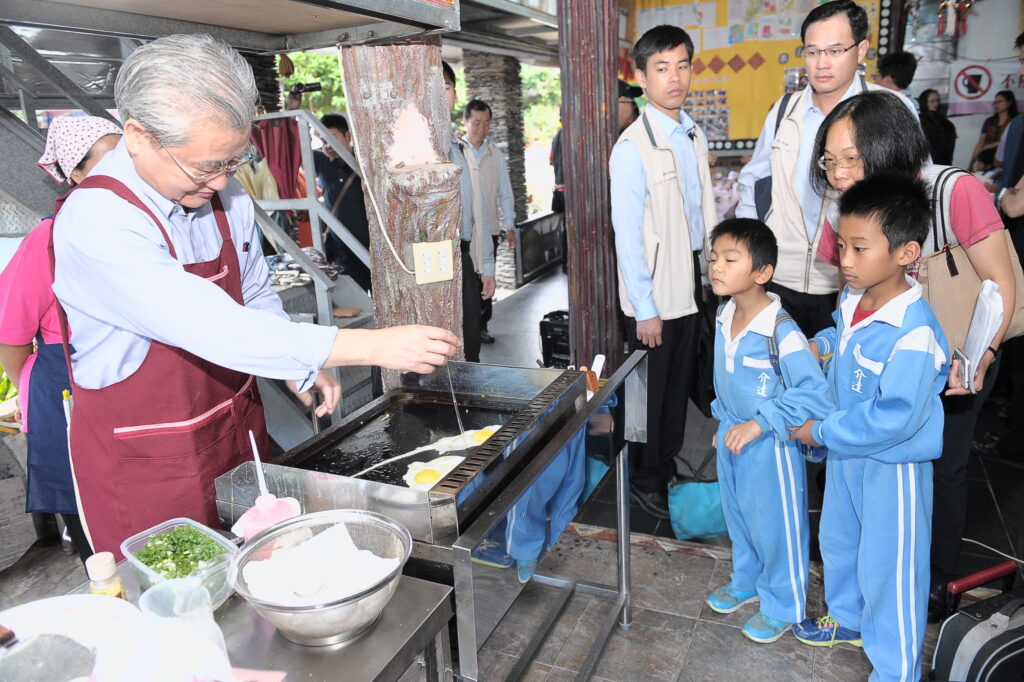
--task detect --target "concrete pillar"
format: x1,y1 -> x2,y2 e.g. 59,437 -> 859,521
462,50 -> 528,223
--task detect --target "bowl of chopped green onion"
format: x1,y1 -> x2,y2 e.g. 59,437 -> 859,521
121,517 -> 238,610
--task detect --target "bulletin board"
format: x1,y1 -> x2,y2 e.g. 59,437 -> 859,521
626,0 -> 894,151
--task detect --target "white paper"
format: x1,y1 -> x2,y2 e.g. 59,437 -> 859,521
961,279 -> 1004,390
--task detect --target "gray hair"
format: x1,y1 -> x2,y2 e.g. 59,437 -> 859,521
115,34 -> 257,147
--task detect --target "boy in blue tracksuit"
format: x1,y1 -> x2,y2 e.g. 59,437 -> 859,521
791,174 -> 948,682
704,218 -> 832,644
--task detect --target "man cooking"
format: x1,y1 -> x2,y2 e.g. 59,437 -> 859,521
50,34 -> 458,558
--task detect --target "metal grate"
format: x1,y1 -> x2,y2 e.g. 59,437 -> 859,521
0,188 -> 39,237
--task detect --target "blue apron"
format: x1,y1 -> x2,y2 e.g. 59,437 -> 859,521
24,333 -> 77,514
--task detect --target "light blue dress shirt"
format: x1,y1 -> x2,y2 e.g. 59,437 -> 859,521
52,140 -> 338,391
737,79 -> 919,239
609,105 -> 706,321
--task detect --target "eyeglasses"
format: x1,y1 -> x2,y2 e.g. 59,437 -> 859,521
160,141 -> 256,186
618,98 -> 635,104
803,43 -> 858,59
817,154 -> 863,171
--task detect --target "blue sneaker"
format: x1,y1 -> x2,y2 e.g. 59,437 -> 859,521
517,559 -> 538,583
471,539 -> 514,568
705,583 -> 759,614
792,615 -> 863,647
742,612 -> 792,643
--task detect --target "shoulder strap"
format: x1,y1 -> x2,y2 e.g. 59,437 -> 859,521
929,166 -> 969,253
641,110 -> 660,148
767,310 -> 796,386
773,92 -> 795,137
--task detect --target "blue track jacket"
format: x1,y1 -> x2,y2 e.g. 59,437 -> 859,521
711,295 -> 832,436
811,277 -> 948,464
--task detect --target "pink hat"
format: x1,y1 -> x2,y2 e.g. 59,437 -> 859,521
36,115 -> 122,184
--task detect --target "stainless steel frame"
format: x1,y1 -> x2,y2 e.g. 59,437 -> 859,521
452,350 -> 647,681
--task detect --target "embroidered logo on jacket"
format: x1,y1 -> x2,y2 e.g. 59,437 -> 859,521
756,372 -> 771,397
852,368 -> 866,394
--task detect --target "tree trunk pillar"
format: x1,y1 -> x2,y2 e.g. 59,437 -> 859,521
558,0 -> 624,371
339,39 -> 465,389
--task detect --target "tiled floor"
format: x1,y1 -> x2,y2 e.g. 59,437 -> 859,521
475,526 -> 910,681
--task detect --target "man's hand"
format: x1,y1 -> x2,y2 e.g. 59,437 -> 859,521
808,340 -> 820,362
286,370 -> 341,418
505,229 -> 516,250
724,419 -> 762,455
635,316 -> 663,348
790,420 -> 821,447
481,276 -> 496,300
370,325 -> 459,374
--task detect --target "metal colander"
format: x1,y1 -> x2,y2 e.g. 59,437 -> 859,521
231,509 -> 412,646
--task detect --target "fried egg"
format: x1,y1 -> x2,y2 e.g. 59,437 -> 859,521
403,455 -> 466,490
399,426 -> 501,489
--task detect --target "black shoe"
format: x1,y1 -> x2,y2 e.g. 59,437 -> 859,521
480,330 -> 495,344
927,583 -> 951,624
629,483 -> 670,519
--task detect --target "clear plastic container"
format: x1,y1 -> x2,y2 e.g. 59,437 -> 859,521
120,517 -> 237,610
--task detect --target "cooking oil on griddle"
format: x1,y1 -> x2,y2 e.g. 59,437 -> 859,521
311,399 -> 514,485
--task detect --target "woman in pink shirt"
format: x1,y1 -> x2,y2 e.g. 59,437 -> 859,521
0,115 -> 120,562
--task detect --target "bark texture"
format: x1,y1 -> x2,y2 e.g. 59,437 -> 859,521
558,0 -> 624,370
340,39 -> 464,388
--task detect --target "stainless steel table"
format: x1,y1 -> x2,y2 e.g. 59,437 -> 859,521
217,576 -> 453,682
71,569 -> 453,681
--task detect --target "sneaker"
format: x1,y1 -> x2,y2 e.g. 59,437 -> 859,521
792,615 -> 862,647
742,612 -> 792,644
517,559 -> 538,583
705,583 -> 759,614
471,539 -> 514,568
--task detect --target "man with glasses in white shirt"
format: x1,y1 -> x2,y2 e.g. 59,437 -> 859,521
50,34 -> 457,557
737,0 -> 916,336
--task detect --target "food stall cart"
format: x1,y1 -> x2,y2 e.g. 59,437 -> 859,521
215,353 -> 647,681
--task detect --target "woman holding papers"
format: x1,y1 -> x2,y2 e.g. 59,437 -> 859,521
808,91 -> 1016,623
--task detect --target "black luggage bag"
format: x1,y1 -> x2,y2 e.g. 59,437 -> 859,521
930,561 -> 1024,681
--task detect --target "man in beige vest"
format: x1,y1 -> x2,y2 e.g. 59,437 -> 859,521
737,0 -> 917,336
611,25 -> 717,519
462,99 -> 515,345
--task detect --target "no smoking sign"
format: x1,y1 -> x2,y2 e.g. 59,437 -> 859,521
954,65 -> 992,100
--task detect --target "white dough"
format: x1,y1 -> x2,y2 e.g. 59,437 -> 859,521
243,522 -> 399,607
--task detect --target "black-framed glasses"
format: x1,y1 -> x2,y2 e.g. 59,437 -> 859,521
160,141 -> 256,186
803,43 -> 858,59
817,154 -> 863,171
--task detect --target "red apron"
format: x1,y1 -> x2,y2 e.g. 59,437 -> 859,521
49,175 -> 270,559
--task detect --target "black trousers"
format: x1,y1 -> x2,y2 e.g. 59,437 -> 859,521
480,235 -> 500,330
61,513 -> 92,565
931,351 -> 1002,586
461,241 -> 482,362
625,254 -> 703,493
768,282 -> 837,338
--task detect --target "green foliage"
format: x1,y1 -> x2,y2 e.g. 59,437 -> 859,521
279,52 -> 348,114
521,65 -> 561,109
524,103 -> 561,145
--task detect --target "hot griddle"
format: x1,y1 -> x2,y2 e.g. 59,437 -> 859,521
216,362 -> 586,544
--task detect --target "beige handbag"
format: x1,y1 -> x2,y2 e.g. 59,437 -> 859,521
917,167 -> 1024,353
